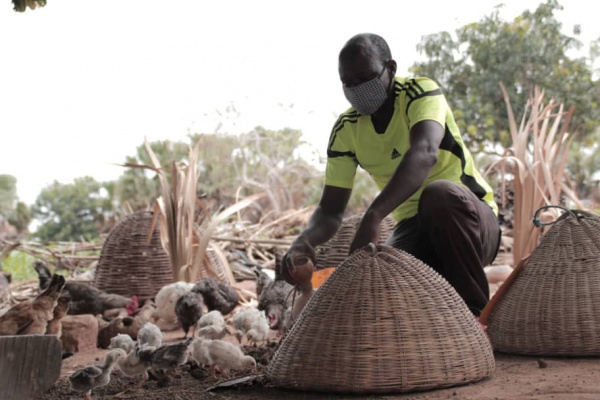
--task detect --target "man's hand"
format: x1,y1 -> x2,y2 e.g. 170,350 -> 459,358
349,213 -> 381,254
280,237 -> 317,286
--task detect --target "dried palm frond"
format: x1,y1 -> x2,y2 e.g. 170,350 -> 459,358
485,84 -> 582,265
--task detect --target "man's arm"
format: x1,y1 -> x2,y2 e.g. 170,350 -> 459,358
280,185 -> 351,283
349,119 -> 444,252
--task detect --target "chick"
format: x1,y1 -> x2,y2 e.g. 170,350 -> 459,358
174,291 -> 203,338
69,348 -> 126,400
193,338 -> 256,378
196,310 -> 228,340
109,333 -> 135,354
136,322 -> 163,349
153,281 -> 195,329
138,337 -> 193,376
245,310 -> 269,346
45,294 -> 70,338
257,279 -> 293,335
232,308 -> 261,343
0,273 -> 65,335
192,277 -> 239,315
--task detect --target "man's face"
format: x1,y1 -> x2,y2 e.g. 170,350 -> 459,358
339,46 -> 389,89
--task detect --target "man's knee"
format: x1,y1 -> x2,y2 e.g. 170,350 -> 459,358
419,180 -> 466,217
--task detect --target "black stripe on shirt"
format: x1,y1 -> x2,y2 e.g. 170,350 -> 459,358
405,88 -> 443,115
327,112 -> 359,156
438,124 -> 487,200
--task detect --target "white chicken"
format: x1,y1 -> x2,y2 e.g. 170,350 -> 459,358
153,281 -> 195,331
136,322 -> 163,349
196,310 -> 228,340
192,338 -> 256,378
109,334 -> 135,354
232,308 -> 268,345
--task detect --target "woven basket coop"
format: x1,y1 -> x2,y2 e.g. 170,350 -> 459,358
267,244 -> 494,394
486,209 -> 600,356
94,211 -> 173,300
315,213 -> 396,269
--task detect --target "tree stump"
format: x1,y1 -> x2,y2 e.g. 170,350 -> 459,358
0,335 -> 62,400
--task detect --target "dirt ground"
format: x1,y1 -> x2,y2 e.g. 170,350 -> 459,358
37,327 -> 600,400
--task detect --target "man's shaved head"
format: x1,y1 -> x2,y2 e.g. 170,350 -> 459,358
339,33 -> 392,65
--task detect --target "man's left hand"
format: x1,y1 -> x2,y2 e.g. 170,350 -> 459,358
349,213 -> 381,254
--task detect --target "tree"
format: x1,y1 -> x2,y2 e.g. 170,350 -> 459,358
0,175 -> 17,219
411,0 -> 600,152
32,177 -> 113,242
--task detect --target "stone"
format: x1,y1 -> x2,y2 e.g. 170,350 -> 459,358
61,314 -> 99,353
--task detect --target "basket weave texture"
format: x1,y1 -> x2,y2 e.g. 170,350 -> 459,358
315,213 -> 396,269
487,210 -> 600,356
267,245 -> 494,394
94,211 -> 173,300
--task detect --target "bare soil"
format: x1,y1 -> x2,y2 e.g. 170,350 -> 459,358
36,327 -> 600,400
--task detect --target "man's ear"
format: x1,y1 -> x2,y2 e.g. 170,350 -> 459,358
388,59 -> 397,76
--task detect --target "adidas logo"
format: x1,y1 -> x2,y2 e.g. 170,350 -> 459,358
391,148 -> 401,160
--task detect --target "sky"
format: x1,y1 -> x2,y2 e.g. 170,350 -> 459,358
1,0 -> 598,207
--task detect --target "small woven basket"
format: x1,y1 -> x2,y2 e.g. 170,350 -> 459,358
315,213 -> 396,269
94,211 -> 173,300
487,208 -> 600,356
267,244 -> 494,394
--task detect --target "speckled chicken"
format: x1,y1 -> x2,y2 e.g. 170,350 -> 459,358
257,277 -> 293,335
175,291 -> 203,338
138,337 -> 193,374
34,261 -> 135,315
0,273 -> 65,335
196,310 -> 228,340
192,338 -> 256,378
69,348 -> 126,400
192,277 -> 239,315
45,294 -> 70,338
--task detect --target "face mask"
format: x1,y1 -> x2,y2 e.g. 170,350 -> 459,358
343,65 -> 389,116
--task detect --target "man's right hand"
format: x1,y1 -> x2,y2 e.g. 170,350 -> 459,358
280,236 -> 317,286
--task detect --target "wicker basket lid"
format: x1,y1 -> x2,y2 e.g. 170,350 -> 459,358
267,244 -> 494,394
94,211 -> 173,301
315,213 -> 396,269
487,209 -> 600,356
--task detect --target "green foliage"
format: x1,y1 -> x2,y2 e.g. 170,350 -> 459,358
32,176 -> 113,242
0,174 -> 17,218
8,201 -> 31,233
411,0 -> 600,152
1,251 -> 37,282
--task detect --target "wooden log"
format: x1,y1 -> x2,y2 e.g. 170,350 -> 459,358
0,335 -> 62,400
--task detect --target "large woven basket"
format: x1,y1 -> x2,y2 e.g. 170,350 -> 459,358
486,209 -> 600,356
94,211 -> 173,300
315,213 -> 396,269
267,244 -> 494,394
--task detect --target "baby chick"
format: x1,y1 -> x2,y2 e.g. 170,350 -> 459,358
196,310 -> 228,340
136,322 -> 163,349
69,348 -> 126,400
138,337 -> 193,376
192,338 -> 256,378
174,291 -> 203,338
109,333 -> 135,354
192,277 -> 239,315
245,310 -> 269,346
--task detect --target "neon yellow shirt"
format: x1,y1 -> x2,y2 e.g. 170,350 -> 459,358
325,76 -> 498,222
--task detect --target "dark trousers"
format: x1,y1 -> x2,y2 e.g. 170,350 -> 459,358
385,180 -> 501,316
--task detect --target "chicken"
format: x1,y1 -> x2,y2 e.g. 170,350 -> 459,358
109,333 -> 135,354
175,291 -> 203,338
192,338 -> 256,378
69,348 -> 126,400
34,261 -> 136,315
254,268 -> 275,298
136,322 -> 163,349
257,278 -> 293,335
45,294 -> 70,338
192,277 -> 239,316
0,273 -> 65,335
245,310 -> 269,346
232,308 -> 264,344
137,338 -> 193,375
196,310 -> 228,340
153,281 -> 195,330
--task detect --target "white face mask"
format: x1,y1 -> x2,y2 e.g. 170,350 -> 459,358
342,65 -> 389,115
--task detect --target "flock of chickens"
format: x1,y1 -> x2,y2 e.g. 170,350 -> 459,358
0,261 -> 297,399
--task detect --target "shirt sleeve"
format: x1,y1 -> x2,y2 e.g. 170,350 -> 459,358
324,127 -> 358,189
405,78 -> 448,129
